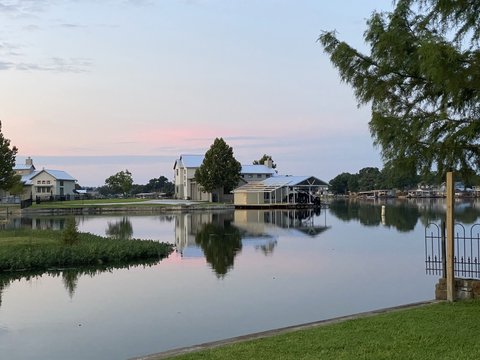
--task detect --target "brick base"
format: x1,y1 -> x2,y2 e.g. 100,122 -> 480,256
435,278 -> 480,300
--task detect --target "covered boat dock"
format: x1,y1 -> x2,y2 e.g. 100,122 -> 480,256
233,175 -> 329,208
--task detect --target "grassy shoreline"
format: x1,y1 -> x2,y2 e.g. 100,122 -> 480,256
149,300 -> 480,360
0,228 -> 173,272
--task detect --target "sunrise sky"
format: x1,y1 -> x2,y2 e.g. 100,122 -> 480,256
0,0 -> 392,186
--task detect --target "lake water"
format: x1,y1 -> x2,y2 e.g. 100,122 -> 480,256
1,199 -> 479,359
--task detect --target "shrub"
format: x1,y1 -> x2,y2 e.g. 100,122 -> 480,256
62,217 -> 79,245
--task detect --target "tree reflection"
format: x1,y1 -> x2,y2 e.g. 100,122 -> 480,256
0,259 -> 161,309
62,270 -> 80,298
0,275 -> 8,308
329,199 -> 480,232
329,201 -> 382,227
255,239 -> 277,255
382,204 -> 420,232
195,214 -> 242,278
106,217 -> 133,240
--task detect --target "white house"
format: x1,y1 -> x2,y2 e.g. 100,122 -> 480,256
240,164 -> 276,182
173,155 -> 211,201
14,158 -> 77,200
173,154 -> 276,201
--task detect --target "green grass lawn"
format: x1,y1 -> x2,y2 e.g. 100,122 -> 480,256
29,198 -> 232,209
163,300 -> 480,360
30,198 -> 156,208
0,228 -> 173,271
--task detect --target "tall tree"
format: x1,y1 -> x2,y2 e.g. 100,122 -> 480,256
357,167 -> 383,191
144,176 -> 174,195
329,172 -> 356,195
105,170 -> 133,197
0,121 -> 20,191
195,138 -> 242,195
381,159 -> 420,190
253,154 -> 277,169
319,0 -> 480,180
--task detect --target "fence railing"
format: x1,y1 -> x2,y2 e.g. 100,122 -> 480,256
425,222 -> 480,279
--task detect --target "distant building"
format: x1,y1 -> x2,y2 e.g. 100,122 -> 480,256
233,175 -> 329,207
173,154 -> 276,201
240,164 -> 276,182
173,155 -> 211,201
13,157 -> 77,200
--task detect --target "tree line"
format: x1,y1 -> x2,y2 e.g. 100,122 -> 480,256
329,165 -> 480,195
96,171 -> 174,198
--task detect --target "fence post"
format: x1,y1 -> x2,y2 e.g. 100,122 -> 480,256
446,171 -> 455,302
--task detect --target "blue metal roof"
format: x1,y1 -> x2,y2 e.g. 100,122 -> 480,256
179,155 -> 204,168
14,164 -> 34,170
43,170 -> 76,181
233,175 -> 329,193
21,169 -> 76,184
262,175 -> 311,187
241,165 -> 276,175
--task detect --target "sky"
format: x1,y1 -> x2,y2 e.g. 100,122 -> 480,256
0,0 -> 392,187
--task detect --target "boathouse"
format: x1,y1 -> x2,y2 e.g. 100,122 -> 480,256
233,175 -> 328,208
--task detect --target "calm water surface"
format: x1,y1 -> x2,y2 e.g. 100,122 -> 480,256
1,199 -> 479,359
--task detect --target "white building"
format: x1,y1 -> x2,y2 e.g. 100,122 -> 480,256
14,158 -> 77,200
173,154 -> 276,201
233,175 -> 329,207
173,155 -> 211,201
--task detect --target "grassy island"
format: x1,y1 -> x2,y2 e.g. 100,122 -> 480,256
0,228 -> 173,271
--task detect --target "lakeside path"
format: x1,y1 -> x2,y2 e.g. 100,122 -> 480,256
132,300 -> 439,360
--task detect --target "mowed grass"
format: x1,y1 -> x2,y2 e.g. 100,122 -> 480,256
29,198 -> 231,209
30,198 -> 157,208
165,300 -> 480,360
0,228 -> 173,271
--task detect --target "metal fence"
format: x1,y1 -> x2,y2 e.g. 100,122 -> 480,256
425,222 -> 480,279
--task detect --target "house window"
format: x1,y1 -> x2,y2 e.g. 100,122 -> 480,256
47,180 -> 51,184
60,181 -> 64,186
42,180 -> 46,184
37,180 -> 41,184
257,174 -> 262,178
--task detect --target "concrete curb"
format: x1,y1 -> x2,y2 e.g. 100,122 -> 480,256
131,300 -> 440,360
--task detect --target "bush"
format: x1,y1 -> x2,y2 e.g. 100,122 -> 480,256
62,217 -> 79,245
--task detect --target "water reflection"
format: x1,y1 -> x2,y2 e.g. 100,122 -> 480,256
106,217 -> 133,240
175,209 -> 329,276
195,213 -> 242,278
1,203 -> 464,359
330,199 -> 480,232
0,260 -> 160,309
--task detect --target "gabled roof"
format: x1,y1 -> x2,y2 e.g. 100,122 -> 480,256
41,170 -> 76,181
233,175 -> 328,193
21,169 -> 76,185
14,164 -> 35,171
241,165 -> 276,175
174,155 -> 277,176
174,154 -> 204,169
263,175 -> 328,187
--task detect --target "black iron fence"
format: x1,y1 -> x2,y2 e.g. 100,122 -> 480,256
20,198 -> 32,209
425,222 -> 480,279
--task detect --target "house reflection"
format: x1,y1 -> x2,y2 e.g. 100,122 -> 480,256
234,209 -> 330,238
174,209 -> 330,277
